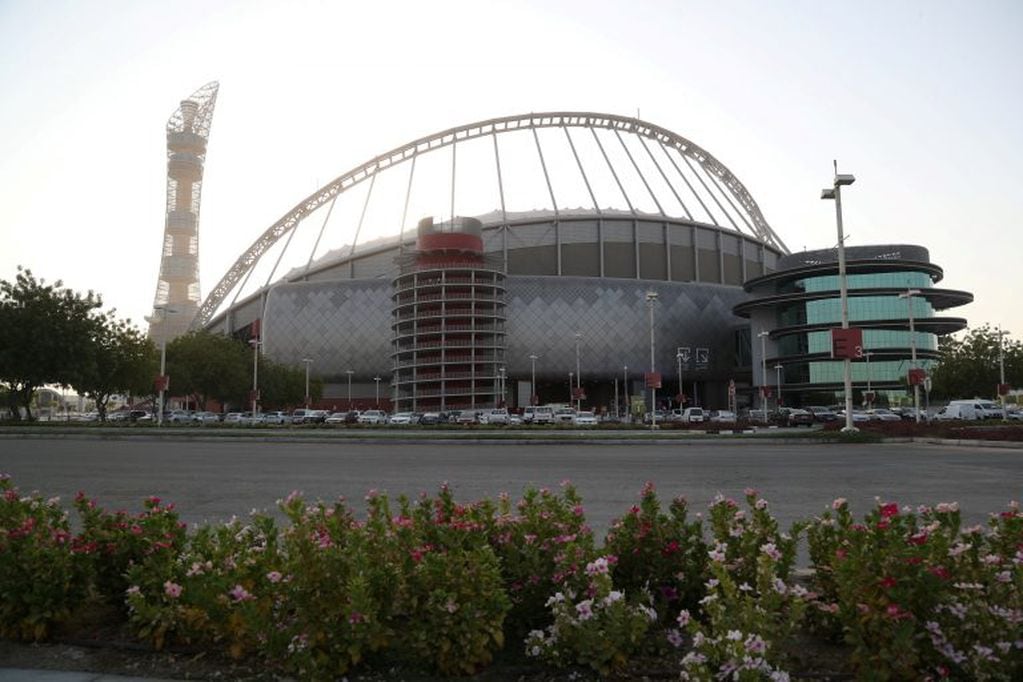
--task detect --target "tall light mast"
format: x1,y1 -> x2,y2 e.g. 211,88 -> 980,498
148,81 -> 219,345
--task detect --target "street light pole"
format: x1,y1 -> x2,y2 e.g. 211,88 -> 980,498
345,370 -> 354,410
998,326 -> 1006,407
821,162 -> 857,432
574,332 -> 582,411
529,354 -> 538,405
249,338 -> 260,419
865,351 -> 873,410
899,288 -> 922,423
676,350 -> 684,408
302,358 -> 313,408
373,376 -> 381,408
498,367 -> 506,408
144,306 -> 177,427
774,363 -> 783,409
757,330 -> 770,418
568,372 -> 574,404
646,291 -> 658,430
623,365 -> 629,421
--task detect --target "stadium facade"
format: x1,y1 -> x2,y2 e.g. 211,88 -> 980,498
183,110 -> 970,413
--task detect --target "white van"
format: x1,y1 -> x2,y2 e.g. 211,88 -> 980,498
523,405 -> 554,424
934,401 -> 981,421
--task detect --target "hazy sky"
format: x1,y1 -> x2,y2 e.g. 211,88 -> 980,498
1,0 -> 1020,338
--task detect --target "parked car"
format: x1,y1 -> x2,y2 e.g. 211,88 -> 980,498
708,410 -> 737,423
107,410 -> 130,422
784,408 -> 815,427
866,408 -> 901,422
806,406 -> 839,423
164,409 -> 192,424
522,405 -> 555,424
128,410 -> 152,422
1006,407 -> 1023,421
324,412 -> 350,424
357,410 -> 387,425
976,401 -> 1006,420
681,407 -> 705,423
837,410 -> 871,423
291,409 -> 313,424
261,410 -> 289,425
455,409 -> 480,425
934,400 -> 987,421
553,408 -> 577,424
479,408 -> 510,425
389,412 -> 414,425
573,410 -> 598,426
418,412 -> 443,425
191,411 -> 221,424
222,412 -> 248,425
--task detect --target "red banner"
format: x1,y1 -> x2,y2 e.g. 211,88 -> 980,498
998,383 -> 1011,396
907,368 -> 927,386
644,372 -> 662,389
154,375 -> 169,392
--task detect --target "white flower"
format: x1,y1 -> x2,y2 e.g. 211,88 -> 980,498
726,629 -> 743,641
585,557 -> 610,576
676,609 -> 691,627
995,570 -> 1012,583
639,604 -> 658,622
772,578 -> 788,595
760,542 -> 782,561
602,590 -> 623,607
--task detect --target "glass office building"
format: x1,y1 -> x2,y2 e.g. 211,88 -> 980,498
734,244 -> 972,406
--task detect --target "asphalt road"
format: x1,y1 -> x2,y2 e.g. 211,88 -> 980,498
1,438 -> 1020,542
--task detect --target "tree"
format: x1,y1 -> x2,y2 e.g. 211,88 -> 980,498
258,357 -> 322,409
164,331 -> 250,410
929,325 -> 1023,400
0,268 -> 102,420
76,314 -> 158,422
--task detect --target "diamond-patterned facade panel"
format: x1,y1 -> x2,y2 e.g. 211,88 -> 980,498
262,276 -> 752,381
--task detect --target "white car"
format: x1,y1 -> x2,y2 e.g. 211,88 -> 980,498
709,410 -> 737,423
261,410 -> 289,425
553,408 -> 576,424
1006,408 -> 1023,421
838,410 -> 871,423
191,411 -> 221,424
866,409 -> 901,422
325,411 -> 352,424
358,410 -> 387,424
522,406 -> 555,424
389,412 -> 414,425
479,409 -> 510,425
573,411 -> 598,426
682,407 -> 705,423
222,412 -> 252,425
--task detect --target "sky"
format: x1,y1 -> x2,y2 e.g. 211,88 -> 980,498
1,0 -> 1021,339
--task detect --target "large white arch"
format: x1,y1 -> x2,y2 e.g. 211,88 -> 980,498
194,111 -> 787,329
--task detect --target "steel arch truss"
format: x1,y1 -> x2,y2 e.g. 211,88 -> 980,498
194,111 -> 787,328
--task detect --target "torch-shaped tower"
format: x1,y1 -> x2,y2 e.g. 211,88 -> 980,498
148,81 -> 219,345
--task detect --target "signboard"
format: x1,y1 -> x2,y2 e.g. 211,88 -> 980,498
675,393 -> 688,404
998,383 -> 1011,397
677,346 -> 691,369
760,386 -> 773,398
907,368 -> 927,386
644,372 -> 662,389
572,387 -> 586,400
830,328 -> 864,359
251,318 -> 261,340
154,375 -> 169,392
863,391 -> 876,403
695,348 -> 709,368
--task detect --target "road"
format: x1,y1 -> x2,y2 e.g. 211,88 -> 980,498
1,437 -> 1020,541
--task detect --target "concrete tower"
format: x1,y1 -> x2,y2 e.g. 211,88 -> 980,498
148,81 -> 219,345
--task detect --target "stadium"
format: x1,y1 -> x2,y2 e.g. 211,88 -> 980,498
149,89 -> 968,414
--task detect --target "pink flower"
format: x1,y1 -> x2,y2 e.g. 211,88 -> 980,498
575,600 -> 594,621
880,502 -> 899,518
677,609 -> 691,627
744,487 -> 758,497
229,584 -> 254,602
164,581 -> 182,599
760,543 -> 782,561
348,610 -> 364,623
832,497 -> 848,510
266,571 -> 282,583
908,532 -> 928,546
880,576 -> 897,589
666,629 -> 684,648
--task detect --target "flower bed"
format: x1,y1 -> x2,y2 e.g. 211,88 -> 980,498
1,473 -> 1020,679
